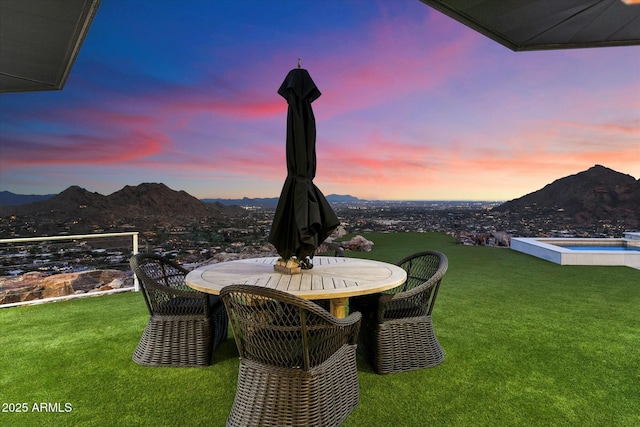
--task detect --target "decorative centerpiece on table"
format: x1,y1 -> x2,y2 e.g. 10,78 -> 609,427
274,256 -> 313,274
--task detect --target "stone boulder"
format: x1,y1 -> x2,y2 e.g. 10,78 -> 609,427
341,235 -> 374,252
455,230 -> 512,247
327,225 -> 348,240
491,231 -> 511,247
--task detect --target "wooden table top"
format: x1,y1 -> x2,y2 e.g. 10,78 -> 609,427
185,256 -> 407,300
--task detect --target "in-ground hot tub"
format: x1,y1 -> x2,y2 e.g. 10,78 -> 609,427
510,232 -> 640,269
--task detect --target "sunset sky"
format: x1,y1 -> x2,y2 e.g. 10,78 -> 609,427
1,0 -> 639,201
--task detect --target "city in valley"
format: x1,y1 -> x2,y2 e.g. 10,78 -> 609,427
0,199 -> 632,277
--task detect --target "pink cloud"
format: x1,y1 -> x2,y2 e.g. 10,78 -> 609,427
306,109 -> 640,200
0,131 -> 167,168
307,12 -> 480,119
150,88 -> 285,121
2,2 -> 637,201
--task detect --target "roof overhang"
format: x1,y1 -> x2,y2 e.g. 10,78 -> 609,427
419,0 -> 640,51
0,0 -> 101,93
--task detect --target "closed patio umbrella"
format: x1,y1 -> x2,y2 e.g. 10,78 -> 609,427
269,67 -> 339,268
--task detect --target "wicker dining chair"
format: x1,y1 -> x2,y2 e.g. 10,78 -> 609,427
349,250 -> 448,374
220,284 -> 362,427
130,253 -> 228,367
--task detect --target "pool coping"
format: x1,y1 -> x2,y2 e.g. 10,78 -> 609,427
511,234 -> 640,269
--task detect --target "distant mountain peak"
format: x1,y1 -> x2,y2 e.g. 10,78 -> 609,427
493,165 -> 639,228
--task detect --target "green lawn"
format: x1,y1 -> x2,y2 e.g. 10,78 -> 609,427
1,232 -> 639,427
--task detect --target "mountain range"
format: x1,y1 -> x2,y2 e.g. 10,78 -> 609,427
1,165 -> 638,231
0,183 -> 246,235
0,190 -> 359,208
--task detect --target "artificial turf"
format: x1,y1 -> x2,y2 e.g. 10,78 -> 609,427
1,232 -> 638,426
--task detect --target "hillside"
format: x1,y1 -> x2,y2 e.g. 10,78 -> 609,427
0,183 -> 246,236
493,165 -> 640,228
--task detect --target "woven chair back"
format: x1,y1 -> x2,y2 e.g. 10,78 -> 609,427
130,254 -> 206,316
221,285 -> 359,371
382,251 -> 448,319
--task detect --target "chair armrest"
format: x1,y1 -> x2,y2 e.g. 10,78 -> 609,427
305,311 -> 362,365
307,302 -> 362,345
143,279 -> 210,315
161,285 -> 209,300
376,271 -> 445,322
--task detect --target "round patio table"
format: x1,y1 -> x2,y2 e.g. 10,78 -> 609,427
185,256 -> 407,318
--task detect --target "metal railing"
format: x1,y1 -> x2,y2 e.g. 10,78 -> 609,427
0,232 -> 139,308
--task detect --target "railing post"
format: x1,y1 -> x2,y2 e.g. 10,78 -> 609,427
132,232 -> 139,292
